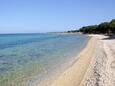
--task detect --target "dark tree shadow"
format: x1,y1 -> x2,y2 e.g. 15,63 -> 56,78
102,35 -> 115,40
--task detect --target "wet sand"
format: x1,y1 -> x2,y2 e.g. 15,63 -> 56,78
37,35 -> 115,86
49,37 -> 96,86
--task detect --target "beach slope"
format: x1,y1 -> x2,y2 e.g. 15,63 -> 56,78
50,37 -> 96,86
81,35 -> 115,86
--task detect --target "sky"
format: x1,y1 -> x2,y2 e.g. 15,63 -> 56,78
0,0 -> 115,33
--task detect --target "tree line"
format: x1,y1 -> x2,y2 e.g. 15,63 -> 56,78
68,19 -> 115,35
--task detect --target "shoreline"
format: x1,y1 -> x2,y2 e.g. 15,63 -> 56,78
50,36 -> 96,86
37,36 -> 96,86
38,34 -> 115,86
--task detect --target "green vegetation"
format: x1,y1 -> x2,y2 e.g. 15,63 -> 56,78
68,19 -> 115,35
67,30 -> 79,33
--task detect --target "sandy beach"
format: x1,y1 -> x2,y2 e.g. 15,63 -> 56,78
81,35 -> 115,86
50,36 -> 96,86
37,35 -> 115,86
37,35 -> 96,86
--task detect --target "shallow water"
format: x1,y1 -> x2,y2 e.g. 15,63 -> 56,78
0,33 -> 89,86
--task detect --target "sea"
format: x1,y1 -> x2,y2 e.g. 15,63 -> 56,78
0,33 -> 89,86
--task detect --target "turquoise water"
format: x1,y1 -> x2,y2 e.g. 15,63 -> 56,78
0,33 -> 89,86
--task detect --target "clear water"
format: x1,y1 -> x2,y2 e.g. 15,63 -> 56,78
0,33 -> 89,86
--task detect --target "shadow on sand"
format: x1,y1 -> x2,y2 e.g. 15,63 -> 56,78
102,35 -> 115,40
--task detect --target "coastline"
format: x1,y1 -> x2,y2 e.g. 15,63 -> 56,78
50,36 -> 96,86
0,33 -> 89,86
37,36 -> 96,86
38,34 -> 115,86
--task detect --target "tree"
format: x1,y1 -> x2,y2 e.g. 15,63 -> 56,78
67,19 -> 115,35
96,22 -> 110,34
110,19 -> 115,34
79,25 -> 97,34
